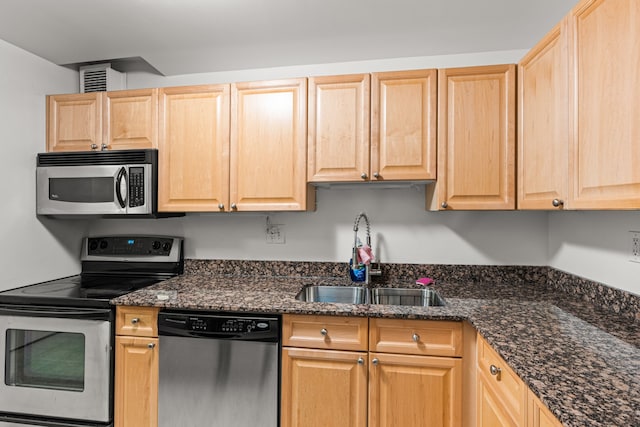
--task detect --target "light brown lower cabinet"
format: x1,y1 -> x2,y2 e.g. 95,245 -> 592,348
281,314 -> 463,427
114,306 -> 159,427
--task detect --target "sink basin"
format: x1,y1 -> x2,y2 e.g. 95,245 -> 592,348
370,288 -> 444,307
295,285 -> 368,304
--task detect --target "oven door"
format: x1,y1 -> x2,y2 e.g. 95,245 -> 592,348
36,164 -> 152,216
0,306 -> 112,423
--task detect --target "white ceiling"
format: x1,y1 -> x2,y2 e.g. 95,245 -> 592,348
0,0 -> 577,76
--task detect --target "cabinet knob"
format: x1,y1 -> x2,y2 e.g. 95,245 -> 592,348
101,143 -> 109,151
360,173 -> 368,180
147,342 -> 156,349
552,199 -> 564,208
131,318 -> 140,325
373,172 -> 380,179
372,358 -> 379,366
357,357 -> 364,365
441,202 -> 449,209
218,203 -> 224,210
90,144 -> 98,150
489,364 -> 502,377
230,203 -> 237,210
320,328 -> 328,336
412,333 -> 420,343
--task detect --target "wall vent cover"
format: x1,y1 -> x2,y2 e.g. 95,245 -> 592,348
79,63 -> 126,93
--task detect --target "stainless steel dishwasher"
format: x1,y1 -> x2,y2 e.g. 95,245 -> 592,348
158,311 -> 280,427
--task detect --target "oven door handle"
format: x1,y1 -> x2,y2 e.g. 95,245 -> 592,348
0,305 -> 112,320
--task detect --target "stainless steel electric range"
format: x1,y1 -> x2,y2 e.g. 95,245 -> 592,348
0,235 -> 183,427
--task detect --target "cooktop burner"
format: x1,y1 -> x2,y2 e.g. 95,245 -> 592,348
0,235 -> 184,308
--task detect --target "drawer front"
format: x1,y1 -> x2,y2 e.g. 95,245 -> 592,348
369,318 -> 462,357
477,334 -> 527,425
116,306 -> 159,337
283,314 -> 368,351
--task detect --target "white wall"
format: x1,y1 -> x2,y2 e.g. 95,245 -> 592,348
549,211 -> 640,296
0,39 -> 89,290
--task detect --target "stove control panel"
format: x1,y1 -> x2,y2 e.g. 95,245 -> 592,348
87,236 -> 173,256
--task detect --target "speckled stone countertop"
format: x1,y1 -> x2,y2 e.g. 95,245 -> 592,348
112,260 -> 640,427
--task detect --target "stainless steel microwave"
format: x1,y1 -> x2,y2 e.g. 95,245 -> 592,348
36,149 -> 167,217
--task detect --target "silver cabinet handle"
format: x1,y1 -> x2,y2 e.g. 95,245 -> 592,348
101,143 -> 109,151
90,144 -> 98,150
360,172 -> 368,180
131,318 -> 140,325
373,172 -> 380,179
357,357 -> 364,365
372,358 -> 379,366
218,203 -> 224,210
147,342 -> 156,349
441,202 -> 448,209
412,333 -> 420,342
230,203 -> 237,210
489,364 -> 501,376
320,328 -> 328,336
552,199 -> 564,208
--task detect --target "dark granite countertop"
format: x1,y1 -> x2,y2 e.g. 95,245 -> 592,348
112,261 -> 640,427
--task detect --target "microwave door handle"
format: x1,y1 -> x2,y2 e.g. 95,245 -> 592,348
115,167 -> 127,209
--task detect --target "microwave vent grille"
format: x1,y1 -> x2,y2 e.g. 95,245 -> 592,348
80,63 -> 126,93
37,149 -> 156,166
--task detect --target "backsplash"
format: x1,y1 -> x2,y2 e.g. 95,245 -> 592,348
183,259 -> 639,321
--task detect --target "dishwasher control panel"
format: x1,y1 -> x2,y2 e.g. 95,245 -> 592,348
158,311 -> 280,342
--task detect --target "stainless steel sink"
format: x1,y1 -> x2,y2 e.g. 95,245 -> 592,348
295,285 -> 445,307
295,285 -> 368,304
370,287 -> 445,307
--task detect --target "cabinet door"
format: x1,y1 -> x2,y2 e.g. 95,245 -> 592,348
518,22 -> 569,210
477,372 -> 519,427
433,65 -> 516,210
103,89 -> 158,150
158,85 -> 230,212
308,74 -> 370,182
281,348 -> 367,427
371,69 -> 437,180
528,390 -> 563,427
114,336 -> 158,427
568,0 -> 640,209
368,352 -> 462,427
47,93 -> 102,152
231,78 -> 312,211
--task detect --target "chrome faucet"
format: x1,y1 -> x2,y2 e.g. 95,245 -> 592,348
351,212 -> 382,285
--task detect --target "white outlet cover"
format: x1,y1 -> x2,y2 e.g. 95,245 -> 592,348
630,231 -> 640,263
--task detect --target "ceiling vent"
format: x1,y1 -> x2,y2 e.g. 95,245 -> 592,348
79,63 -> 126,93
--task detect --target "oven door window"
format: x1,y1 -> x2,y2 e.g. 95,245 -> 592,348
5,329 -> 85,391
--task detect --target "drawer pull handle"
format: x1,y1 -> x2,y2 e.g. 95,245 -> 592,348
147,343 -> 156,349
372,358 -> 379,366
357,357 -> 364,365
489,364 -> 502,377
320,328 -> 328,336
131,318 -> 140,325
412,333 -> 420,342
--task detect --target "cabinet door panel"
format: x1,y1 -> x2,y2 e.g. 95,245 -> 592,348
518,22 -> 569,209
436,65 -> 515,210
369,352 -> 461,427
569,0 -> 640,208
281,348 -> 367,427
372,70 -> 437,180
477,373 -> 518,427
47,93 -> 102,152
158,85 -> 230,212
231,79 -> 311,211
104,89 -> 158,150
308,74 -> 370,182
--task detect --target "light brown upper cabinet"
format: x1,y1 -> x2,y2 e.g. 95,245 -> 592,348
371,70 -> 437,181
567,0 -> 640,209
231,78 -> 314,211
158,85 -> 230,212
428,64 -> 516,210
518,22 -> 569,210
47,89 -> 158,152
308,70 -> 436,183
307,74 -> 371,182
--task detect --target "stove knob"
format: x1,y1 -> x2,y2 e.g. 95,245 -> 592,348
99,240 -> 108,249
162,242 -> 172,252
152,241 -> 161,250
89,240 -> 98,251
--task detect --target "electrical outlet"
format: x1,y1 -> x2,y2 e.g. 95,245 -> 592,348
630,231 -> 640,263
266,224 -> 285,244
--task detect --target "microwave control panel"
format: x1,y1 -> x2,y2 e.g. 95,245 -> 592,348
128,167 -> 145,207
